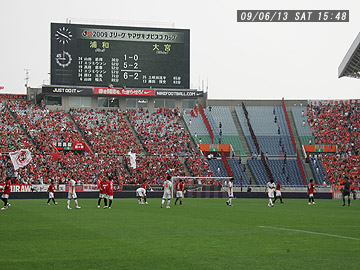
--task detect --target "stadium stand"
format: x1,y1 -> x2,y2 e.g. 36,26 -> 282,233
235,105 -> 295,156
308,154 -> 327,185
127,107 -> 214,183
291,106 -> 315,146
184,106 -> 246,155
7,100 -> 84,153
227,158 -> 250,186
248,159 -> 306,186
70,109 -> 142,155
307,101 -> 360,186
2,93 -> 358,190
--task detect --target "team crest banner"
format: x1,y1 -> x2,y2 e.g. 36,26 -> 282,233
9,149 -> 32,170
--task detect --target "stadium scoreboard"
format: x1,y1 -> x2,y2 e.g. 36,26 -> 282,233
51,23 -> 190,89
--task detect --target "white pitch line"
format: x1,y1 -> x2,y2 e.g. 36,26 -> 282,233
258,226 -> 360,241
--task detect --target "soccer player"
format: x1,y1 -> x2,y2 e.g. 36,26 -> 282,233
67,176 -> 81,210
105,176 -> 114,209
141,179 -> 151,204
307,179 -> 317,205
97,177 -> 108,208
47,179 -> 58,205
1,176 -> 11,210
226,178 -> 234,206
175,179 -> 184,206
136,187 -> 147,204
273,181 -> 285,204
161,175 -> 173,209
341,176 -> 351,206
265,179 -> 275,207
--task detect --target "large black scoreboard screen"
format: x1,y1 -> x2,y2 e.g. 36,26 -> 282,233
51,23 -> 190,89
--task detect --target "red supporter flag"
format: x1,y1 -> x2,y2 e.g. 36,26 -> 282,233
0,86 -> 4,90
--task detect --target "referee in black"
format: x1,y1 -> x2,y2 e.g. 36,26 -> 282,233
342,176 -> 351,207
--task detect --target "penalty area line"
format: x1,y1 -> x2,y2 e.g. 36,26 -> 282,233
257,226 -> 360,241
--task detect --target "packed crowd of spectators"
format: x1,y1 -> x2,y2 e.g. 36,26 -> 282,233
307,102 -> 359,186
70,108 -> 142,155
1,98 -> 216,185
0,106 -> 34,153
7,100 -> 84,153
2,100 -> 123,184
127,107 -> 213,182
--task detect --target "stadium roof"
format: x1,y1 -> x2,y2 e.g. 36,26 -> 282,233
338,32 -> 360,79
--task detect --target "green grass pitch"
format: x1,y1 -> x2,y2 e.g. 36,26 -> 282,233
0,198 -> 359,269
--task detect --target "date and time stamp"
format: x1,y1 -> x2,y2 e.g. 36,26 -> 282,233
237,10 -> 349,22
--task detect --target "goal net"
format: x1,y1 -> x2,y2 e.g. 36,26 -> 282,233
331,186 -> 357,200
171,176 -> 233,198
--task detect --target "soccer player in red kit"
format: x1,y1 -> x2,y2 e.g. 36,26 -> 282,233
273,181 -> 285,204
308,179 -> 317,205
175,179 -> 184,206
141,180 -> 148,190
105,176 -> 114,209
97,177 -> 108,208
1,176 -> 11,210
47,179 -> 58,205
140,179 -> 151,204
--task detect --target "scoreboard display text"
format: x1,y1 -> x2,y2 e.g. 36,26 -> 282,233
51,23 -> 190,89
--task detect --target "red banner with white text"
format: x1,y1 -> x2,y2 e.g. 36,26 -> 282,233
94,88 -> 155,96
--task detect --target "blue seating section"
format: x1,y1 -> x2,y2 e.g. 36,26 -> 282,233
227,158 -> 250,186
208,159 -> 229,178
208,158 -> 250,186
183,114 -> 209,135
248,160 -> 269,185
309,159 -> 327,185
291,106 -> 313,136
235,106 -> 295,156
248,159 -> 306,186
205,106 -> 238,136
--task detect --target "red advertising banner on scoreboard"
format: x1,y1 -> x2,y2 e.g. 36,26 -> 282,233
94,88 -> 155,96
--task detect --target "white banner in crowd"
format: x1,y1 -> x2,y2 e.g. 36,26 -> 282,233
128,151 -> 137,169
9,149 -> 32,170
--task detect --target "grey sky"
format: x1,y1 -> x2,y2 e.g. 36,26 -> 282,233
0,0 -> 359,100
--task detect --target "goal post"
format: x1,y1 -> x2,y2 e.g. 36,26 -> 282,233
171,176 -> 233,198
331,186 -> 357,200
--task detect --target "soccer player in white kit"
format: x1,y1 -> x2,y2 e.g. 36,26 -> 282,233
67,177 -> 81,210
226,178 -> 234,206
136,187 -> 147,204
265,179 -> 275,207
161,175 -> 173,209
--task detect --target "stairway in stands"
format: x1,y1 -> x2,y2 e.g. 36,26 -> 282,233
231,110 -> 251,156
123,113 -> 147,154
287,108 -> 315,181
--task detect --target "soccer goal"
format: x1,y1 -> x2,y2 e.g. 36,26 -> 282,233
331,186 -> 357,200
171,176 -> 233,198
